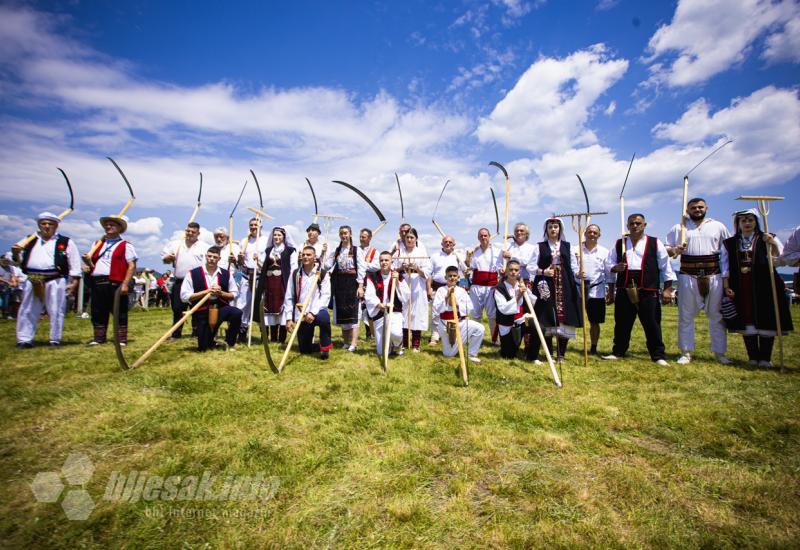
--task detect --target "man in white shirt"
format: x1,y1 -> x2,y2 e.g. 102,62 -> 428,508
180,246 -> 241,351
304,222 -> 327,260
85,215 -> 137,346
213,227 -> 240,271
432,265 -> 484,362
283,246 -> 333,359
364,251 -> 410,357
12,212 -> 81,347
236,217 -> 268,341
359,228 -> 381,339
162,221 -> 209,338
665,197 -> 732,364
577,224 -> 610,355
603,213 -> 676,366
467,228 -> 501,345
494,259 -> 537,360
428,235 -> 466,344
0,252 -> 22,319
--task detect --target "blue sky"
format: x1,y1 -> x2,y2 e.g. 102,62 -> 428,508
1,0 -> 798,271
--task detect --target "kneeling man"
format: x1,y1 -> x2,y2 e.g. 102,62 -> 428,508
364,251 -> 410,356
494,259 -> 538,360
432,265 -> 484,362
181,246 -> 242,351
283,246 -> 333,359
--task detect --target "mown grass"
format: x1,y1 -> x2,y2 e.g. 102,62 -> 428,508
0,304 -> 798,548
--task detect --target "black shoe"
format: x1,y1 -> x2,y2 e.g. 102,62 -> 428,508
49,341 -> 61,348
17,342 -> 33,349
589,346 -> 597,355
320,351 -> 329,360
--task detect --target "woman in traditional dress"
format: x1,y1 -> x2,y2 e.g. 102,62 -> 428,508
394,228 -> 432,352
256,227 -> 297,343
527,217 -> 581,362
721,209 -> 793,367
325,225 -> 366,352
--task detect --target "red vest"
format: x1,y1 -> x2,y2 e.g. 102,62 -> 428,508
91,240 -> 129,283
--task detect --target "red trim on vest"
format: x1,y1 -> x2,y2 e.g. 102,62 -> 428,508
472,270 -> 498,286
365,247 -> 377,263
91,240 -> 129,282
622,236 -> 658,291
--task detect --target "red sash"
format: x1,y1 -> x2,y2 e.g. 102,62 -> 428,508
472,270 -> 498,286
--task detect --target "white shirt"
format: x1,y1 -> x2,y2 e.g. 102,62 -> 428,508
91,239 -> 137,277
180,266 -> 239,303
364,272 -> 410,318
606,236 -> 677,283
217,242 -> 241,271
25,233 -> 81,277
493,280 -> 536,335
665,218 -> 731,256
360,246 -> 380,274
162,239 -> 209,279
430,250 -> 466,284
432,285 -> 475,319
305,239 -> 325,261
778,225 -> 800,267
324,244 -> 366,282
0,264 -> 21,284
470,244 -> 501,273
282,268 -> 331,322
578,243 -> 609,299
239,235 -> 268,269
497,240 -> 536,279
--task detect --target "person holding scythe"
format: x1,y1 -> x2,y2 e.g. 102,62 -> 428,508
527,218 -> 582,362
428,235 -> 466,345
721,209 -> 793,367
576,223 -> 610,355
161,221 -> 209,339
498,223 -> 536,348
324,225 -> 366,352
282,246 -> 333,359
304,222 -> 327,260
494,259 -> 537,359
12,212 -> 81,348
236,217 -> 267,342
85,215 -> 137,346
364,251 -> 410,357
394,228 -> 431,352
358,227 -> 380,339
180,246 -> 241,352
433,265 -> 484,362
467,227 -> 501,346
213,227 -> 240,272
603,213 -> 676,366
255,226 -> 298,344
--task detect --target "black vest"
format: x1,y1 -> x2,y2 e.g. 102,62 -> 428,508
614,236 -> 660,291
532,240 -> 581,328
494,281 -> 527,327
21,235 -> 71,276
189,266 -> 231,310
367,271 -> 403,317
264,245 -> 295,285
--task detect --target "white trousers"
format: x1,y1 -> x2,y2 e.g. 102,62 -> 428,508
17,278 -> 67,344
373,312 -> 404,356
236,274 -> 255,327
438,319 -> 484,357
677,273 -> 727,354
468,284 -> 496,320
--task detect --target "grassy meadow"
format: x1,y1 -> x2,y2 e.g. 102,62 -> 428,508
1,304 -> 799,548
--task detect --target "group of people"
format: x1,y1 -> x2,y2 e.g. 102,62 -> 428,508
8,196 -> 798,369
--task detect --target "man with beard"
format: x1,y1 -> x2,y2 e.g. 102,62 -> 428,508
236,217 -> 267,342
162,222 -> 209,339
665,198 -> 731,365
212,227 -> 240,271
428,235 -> 466,345
498,223 -> 536,350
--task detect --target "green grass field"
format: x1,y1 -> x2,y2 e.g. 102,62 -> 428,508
1,305 -> 799,548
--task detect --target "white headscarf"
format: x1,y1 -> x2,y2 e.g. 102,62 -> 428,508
542,217 -> 566,242
732,208 -> 761,234
267,226 -> 298,255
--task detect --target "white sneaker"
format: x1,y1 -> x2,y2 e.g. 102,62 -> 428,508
533,359 -> 543,365
758,360 -> 773,368
601,354 -> 619,361
347,345 -> 357,352
412,348 -> 420,353
655,359 -> 669,366
468,356 -> 481,363
395,347 -> 404,356
715,353 -> 732,365
677,353 -> 692,365
227,347 -> 237,352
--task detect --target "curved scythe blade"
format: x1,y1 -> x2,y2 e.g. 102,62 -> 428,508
395,173 -> 404,221
331,180 -> 386,222
107,157 -> 135,198
576,174 -> 590,213
197,172 -> 203,204
305,177 -> 319,215
56,168 -> 74,210
685,139 -> 733,177
620,153 -> 635,198
249,169 -> 264,208
490,188 -> 500,235
432,179 -> 450,220
488,161 -> 508,178
230,180 -> 248,218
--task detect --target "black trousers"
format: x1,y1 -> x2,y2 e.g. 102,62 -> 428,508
297,308 -> 333,354
612,289 -> 665,361
170,279 -> 186,337
193,305 -> 242,351
499,323 -> 537,360
91,279 -> 127,328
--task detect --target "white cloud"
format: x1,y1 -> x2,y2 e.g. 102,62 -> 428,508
448,48 -> 516,92
604,101 -> 617,116
596,0 -> 619,11
476,44 -> 628,153
762,15 -> 800,64
125,217 -> 163,236
644,0 -> 799,87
